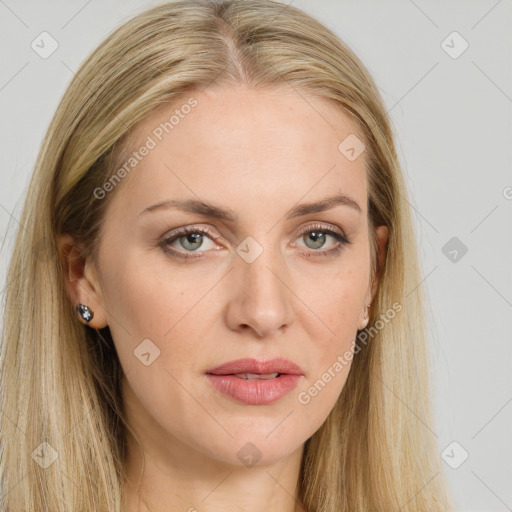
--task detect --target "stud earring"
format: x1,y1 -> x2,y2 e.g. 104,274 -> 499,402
77,303 -> 94,323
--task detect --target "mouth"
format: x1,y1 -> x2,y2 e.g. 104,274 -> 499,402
205,358 -> 303,405
225,372 -> 282,380
206,357 -> 304,377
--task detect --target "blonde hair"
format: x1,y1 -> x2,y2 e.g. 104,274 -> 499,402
0,1 -> 454,510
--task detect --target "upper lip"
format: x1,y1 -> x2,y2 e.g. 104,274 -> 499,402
206,358 -> 304,376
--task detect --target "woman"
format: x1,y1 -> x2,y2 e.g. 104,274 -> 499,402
0,0 -> 454,510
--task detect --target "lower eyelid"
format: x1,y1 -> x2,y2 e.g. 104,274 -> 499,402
161,226 -> 350,259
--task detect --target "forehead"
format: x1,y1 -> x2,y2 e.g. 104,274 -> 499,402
109,85 -> 367,215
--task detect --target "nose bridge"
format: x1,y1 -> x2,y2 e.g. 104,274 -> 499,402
243,247 -> 283,296
228,233 -> 294,336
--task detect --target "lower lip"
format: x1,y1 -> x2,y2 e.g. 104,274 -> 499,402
206,374 -> 302,405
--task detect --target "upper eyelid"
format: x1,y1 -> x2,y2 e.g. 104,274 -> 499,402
162,223 -> 347,249
296,223 -> 345,236
163,222 -> 344,240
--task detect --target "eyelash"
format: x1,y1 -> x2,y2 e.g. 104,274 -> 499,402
159,224 -> 351,261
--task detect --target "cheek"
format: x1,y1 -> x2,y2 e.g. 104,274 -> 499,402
293,283 -> 362,432
100,249 -> 200,332
295,265 -> 367,408
97,253 -> 206,375
300,264 -> 368,342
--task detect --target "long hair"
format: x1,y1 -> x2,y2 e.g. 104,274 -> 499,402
0,1 -> 454,510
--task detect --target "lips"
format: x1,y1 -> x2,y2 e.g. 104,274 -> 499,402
206,357 -> 304,377
205,358 -> 304,405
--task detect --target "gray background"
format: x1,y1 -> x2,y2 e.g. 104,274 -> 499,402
1,1 -> 511,510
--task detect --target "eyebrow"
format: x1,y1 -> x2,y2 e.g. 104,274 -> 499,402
138,193 -> 362,221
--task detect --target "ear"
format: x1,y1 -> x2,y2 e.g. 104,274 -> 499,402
358,225 -> 389,330
370,225 -> 389,302
57,233 -> 109,329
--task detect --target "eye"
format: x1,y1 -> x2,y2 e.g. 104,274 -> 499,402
294,224 -> 351,258
159,226 -> 220,260
159,223 -> 351,261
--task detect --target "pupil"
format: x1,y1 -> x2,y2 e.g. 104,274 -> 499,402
183,233 -> 202,250
307,231 -> 325,249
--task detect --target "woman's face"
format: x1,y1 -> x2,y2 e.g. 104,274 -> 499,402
63,85 -> 387,468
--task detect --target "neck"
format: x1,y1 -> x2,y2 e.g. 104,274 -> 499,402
122,427 -> 308,512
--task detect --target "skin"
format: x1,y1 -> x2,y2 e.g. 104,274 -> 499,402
58,84 -> 388,512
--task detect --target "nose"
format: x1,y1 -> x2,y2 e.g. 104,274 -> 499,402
224,245 -> 295,339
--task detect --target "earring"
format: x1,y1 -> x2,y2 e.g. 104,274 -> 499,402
77,303 -> 94,323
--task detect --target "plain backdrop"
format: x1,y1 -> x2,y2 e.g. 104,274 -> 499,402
1,1 -> 511,510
